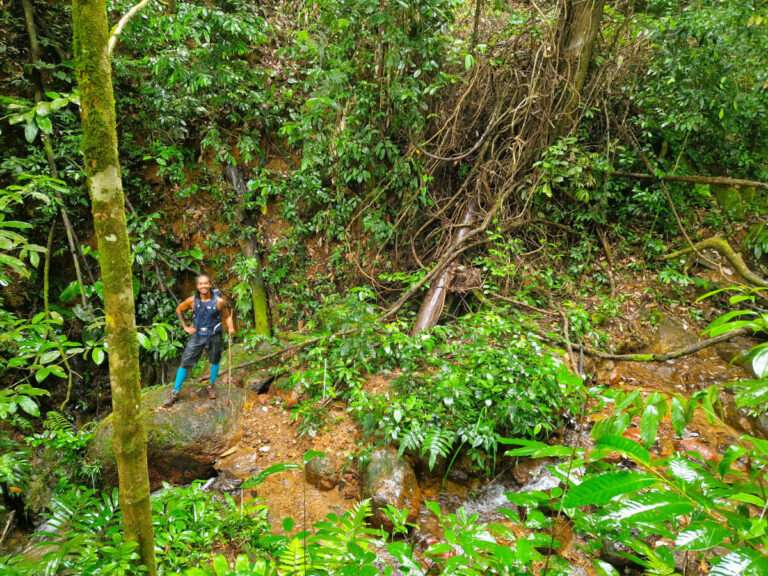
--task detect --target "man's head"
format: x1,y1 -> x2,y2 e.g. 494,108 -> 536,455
196,275 -> 212,298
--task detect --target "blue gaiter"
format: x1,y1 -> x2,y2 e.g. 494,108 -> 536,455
210,363 -> 220,384
174,367 -> 188,393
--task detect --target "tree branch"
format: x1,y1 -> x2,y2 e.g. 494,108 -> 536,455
610,171 -> 768,192
108,0 -> 153,58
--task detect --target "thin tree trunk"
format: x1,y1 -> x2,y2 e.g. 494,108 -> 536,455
22,0 -> 91,308
224,164 -> 270,335
71,0 -> 156,572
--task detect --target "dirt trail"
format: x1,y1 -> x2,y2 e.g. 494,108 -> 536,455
215,394 -> 363,532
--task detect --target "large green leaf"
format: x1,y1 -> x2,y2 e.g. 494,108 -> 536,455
500,437 -> 582,458
670,396 -> 690,437
562,471 -> 657,508
719,445 -> 747,478
640,393 -> 667,447
241,462 -> 301,489
675,521 -> 731,550
595,434 -> 650,465
710,550 -> 768,576
609,490 -> 694,523
734,379 -> 768,408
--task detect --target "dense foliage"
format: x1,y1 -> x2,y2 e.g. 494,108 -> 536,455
2,0 -> 768,574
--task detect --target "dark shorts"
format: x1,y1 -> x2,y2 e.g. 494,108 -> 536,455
180,332 -> 222,368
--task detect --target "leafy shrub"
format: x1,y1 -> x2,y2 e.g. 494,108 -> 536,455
351,310 -> 583,473
8,481 -> 269,575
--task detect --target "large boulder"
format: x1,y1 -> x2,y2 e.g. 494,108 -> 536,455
361,447 -> 421,532
89,384 -> 256,490
305,453 -> 341,491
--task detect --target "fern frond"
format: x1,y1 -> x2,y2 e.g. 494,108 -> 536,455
400,422 -> 424,454
279,536 -> 309,576
43,411 -> 75,436
422,427 -> 454,470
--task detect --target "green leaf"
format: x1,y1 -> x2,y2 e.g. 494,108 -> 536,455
241,463 -> 301,489
671,396 -> 688,437
34,368 -> 50,383
501,437 -> 583,458
676,521 -> 731,550
18,395 -> 40,417
137,332 -> 151,350
59,280 -> 81,303
92,348 -> 106,365
24,122 -> 38,143
302,450 -> 325,464
719,445 -> 747,478
640,393 -> 667,447
593,559 -> 621,576
563,471 -> 657,507
710,550 -> 768,576
595,434 -> 650,465
731,493 -> 765,507
36,115 -> 53,134
735,379 -> 768,408
609,490 -> 695,523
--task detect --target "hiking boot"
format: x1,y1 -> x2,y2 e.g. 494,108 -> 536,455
163,391 -> 180,408
207,383 -> 217,399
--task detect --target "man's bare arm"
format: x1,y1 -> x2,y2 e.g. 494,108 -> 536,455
176,297 -> 195,335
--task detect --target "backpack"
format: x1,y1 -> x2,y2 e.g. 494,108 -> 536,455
193,288 -> 222,326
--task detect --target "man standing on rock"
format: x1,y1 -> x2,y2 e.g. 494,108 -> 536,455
164,275 -> 235,407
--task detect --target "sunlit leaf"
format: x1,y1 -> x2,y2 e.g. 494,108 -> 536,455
562,471 -> 657,507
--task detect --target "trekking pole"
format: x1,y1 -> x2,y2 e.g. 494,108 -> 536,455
227,334 -> 233,405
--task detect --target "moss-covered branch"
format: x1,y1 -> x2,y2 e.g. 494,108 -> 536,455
663,236 -> 768,288
563,327 -> 753,362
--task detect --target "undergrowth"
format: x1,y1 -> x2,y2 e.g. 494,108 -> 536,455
283,290 -> 583,476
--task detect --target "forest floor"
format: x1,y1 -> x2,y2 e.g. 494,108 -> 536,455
209,259 -> 763,546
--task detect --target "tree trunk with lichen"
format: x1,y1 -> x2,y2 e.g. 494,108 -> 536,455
224,164 -> 270,336
556,0 -> 606,136
71,0 -> 156,573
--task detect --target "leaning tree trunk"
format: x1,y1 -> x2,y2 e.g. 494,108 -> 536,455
223,164 -> 270,335
411,201 -> 475,335
71,1 -> 156,573
22,0 -> 93,308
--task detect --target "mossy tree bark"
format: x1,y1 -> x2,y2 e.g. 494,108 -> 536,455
71,0 -> 156,573
224,164 -> 270,336
556,0 -> 606,136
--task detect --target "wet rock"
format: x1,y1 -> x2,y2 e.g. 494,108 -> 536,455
674,438 -> 719,462
512,457 -> 556,486
245,368 -> 273,393
89,385 -> 256,490
207,469 -> 244,494
305,453 -> 341,491
654,316 -> 697,353
714,337 -> 755,368
361,447 -> 421,532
